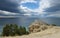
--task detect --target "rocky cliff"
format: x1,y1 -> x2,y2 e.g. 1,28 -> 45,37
29,20 -> 53,33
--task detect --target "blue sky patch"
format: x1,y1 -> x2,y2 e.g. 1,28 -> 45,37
21,2 -> 39,9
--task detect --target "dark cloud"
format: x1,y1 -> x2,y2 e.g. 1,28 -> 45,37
44,4 -> 60,12
0,0 -> 20,13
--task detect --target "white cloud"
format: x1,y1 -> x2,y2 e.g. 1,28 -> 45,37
45,11 -> 60,17
23,14 -> 31,16
20,5 -> 32,13
20,0 -> 37,3
0,10 -> 19,15
33,0 -> 50,14
48,0 -> 60,6
20,0 -> 50,16
46,14 -> 60,17
43,0 -> 60,17
20,5 -> 41,17
20,0 -> 60,18
0,10 -> 20,18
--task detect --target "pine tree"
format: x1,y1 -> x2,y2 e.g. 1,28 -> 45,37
2,24 -> 10,36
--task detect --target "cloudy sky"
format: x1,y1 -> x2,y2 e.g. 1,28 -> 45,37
0,0 -> 60,25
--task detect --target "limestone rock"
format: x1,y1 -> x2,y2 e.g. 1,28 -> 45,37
29,20 -> 52,33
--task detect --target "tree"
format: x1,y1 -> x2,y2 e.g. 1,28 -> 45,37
19,26 -> 29,35
19,26 -> 24,35
2,24 -> 29,36
13,24 -> 19,36
20,26 -> 26,35
52,24 -> 56,26
2,24 -> 10,36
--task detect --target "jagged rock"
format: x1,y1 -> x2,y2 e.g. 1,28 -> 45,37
29,20 -> 52,33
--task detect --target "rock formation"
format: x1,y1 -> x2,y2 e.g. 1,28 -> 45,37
29,20 -> 53,33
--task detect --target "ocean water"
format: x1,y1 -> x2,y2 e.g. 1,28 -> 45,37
0,17 -> 60,33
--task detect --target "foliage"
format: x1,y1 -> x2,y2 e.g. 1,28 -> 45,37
2,24 -> 29,36
52,24 -> 56,26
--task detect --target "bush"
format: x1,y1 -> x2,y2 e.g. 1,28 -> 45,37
52,24 -> 56,26
2,24 -> 29,36
2,24 -> 10,36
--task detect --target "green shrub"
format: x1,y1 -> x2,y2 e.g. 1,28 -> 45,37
2,24 -> 29,36
52,24 -> 56,26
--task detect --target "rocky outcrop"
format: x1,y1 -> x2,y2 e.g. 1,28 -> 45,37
29,20 -> 53,33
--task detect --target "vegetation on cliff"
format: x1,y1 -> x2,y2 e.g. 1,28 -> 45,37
2,24 -> 29,36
